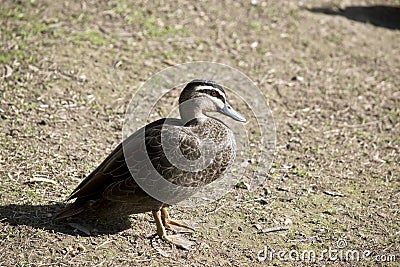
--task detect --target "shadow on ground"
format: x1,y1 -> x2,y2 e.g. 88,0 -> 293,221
0,203 -> 132,235
307,5 -> 400,30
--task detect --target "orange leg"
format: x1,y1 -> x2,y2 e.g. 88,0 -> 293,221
161,207 -> 197,233
152,210 -> 196,250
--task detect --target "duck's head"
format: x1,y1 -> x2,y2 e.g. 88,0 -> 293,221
179,80 -> 246,123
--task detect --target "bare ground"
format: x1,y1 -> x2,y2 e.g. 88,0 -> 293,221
0,0 -> 399,266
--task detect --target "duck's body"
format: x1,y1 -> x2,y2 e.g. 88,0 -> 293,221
55,80 -> 246,249
56,117 -> 235,218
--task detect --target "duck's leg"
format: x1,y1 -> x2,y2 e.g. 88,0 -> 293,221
152,210 -> 195,250
161,207 -> 197,233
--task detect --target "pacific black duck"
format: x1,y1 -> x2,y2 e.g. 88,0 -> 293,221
54,79 -> 246,249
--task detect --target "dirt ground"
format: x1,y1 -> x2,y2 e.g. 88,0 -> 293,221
1,0 -> 399,266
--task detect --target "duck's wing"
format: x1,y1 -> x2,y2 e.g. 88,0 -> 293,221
99,119 -> 200,204
67,141 -> 128,200
67,118 -> 182,201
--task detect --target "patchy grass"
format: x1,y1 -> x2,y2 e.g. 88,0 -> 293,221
71,30 -> 109,46
1,0 -> 399,266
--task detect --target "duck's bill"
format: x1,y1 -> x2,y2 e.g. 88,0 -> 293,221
220,103 -> 246,122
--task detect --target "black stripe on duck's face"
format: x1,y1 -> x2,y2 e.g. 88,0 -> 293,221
197,88 -> 226,103
180,80 -> 225,105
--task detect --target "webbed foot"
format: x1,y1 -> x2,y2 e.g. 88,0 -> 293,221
152,210 -> 197,250
162,234 -> 196,250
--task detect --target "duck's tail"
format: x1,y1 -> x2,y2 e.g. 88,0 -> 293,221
53,200 -> 85,221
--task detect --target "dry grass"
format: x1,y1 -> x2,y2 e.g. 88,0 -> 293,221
0,0 -> 399,266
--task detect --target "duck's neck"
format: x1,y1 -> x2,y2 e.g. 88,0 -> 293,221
179,102 -> 208,125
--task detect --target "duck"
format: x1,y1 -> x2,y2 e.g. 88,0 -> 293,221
54,79 -> 246,250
